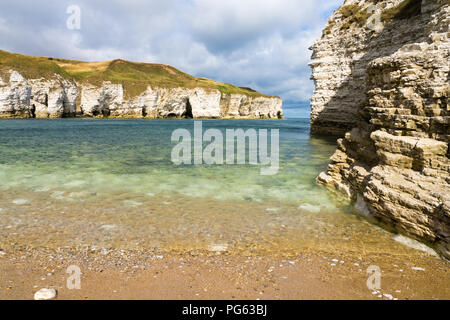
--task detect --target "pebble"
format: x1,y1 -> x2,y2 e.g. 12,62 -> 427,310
298,204 -> 321,213
34,187 -> 50,192
122,200 -> 142,207
331,259 -> 339,263
51,191 -> 65,200
12,199 -> 30,205
412,267 -> 425,271
330,263 -> 336,266
209,244 -> 228,252
100,224 -> 117,231
383,294 -> 394,300
34,288 -> 57,300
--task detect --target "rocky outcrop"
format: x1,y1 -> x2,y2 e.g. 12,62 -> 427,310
78,84 -> 283,119
312,0 -> 449,258
0,71 -> 31,117
0,55 -> 283,119
29,79 -> 78,118
0,71 -> 78,118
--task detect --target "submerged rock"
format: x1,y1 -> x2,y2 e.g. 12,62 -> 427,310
12,199 -> 30,205
298,203 -> 321,213
393,235 -> 438,256
209,244 -> 228,253
411,267 -> 425,271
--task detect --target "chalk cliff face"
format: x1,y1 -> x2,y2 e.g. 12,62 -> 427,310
0,71 -> 79,118
78,84 -> 283,119
0,52 -> 283,119
311,0 -> 449,258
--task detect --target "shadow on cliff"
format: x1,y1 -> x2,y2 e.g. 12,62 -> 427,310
311,1 -> 425,138
311,2 -> 450,258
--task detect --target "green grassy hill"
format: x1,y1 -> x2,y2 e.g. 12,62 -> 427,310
0,50 -> 275,100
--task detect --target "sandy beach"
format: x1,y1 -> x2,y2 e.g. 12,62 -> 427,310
1,246 -> 449,300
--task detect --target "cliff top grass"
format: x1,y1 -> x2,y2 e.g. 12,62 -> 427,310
322,0 -> 423,36
0,50 -> 72,82
323,3 -> 371,35
0,50 -> 275,99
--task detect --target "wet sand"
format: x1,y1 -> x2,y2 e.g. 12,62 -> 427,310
1,191 -> 449,300
1,246 -> 449,300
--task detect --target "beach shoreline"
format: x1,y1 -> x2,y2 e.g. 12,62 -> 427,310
1,118 -> 448,300
1,246 -> 449,300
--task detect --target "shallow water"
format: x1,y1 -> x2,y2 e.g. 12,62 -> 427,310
0,119 -> 436,256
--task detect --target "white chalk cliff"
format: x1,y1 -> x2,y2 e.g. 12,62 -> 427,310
311,0 -> 449,258
0,52 -> 283,119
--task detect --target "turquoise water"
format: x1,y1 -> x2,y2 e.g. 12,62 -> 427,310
0,119 -> 407,255
0,119 -> 337,205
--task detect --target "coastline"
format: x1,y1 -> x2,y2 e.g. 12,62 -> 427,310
1,0 -> 448,305
0,115 -> 285,120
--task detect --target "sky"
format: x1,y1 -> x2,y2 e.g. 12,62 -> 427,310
0,0 -> 342,118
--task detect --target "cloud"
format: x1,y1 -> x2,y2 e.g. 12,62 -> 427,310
187,0 -> 334,53
0,0 -> 342,114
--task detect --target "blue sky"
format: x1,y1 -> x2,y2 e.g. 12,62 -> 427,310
0,0 -> 342,118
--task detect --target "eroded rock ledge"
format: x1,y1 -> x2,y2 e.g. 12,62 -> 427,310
312,0 -> 449,258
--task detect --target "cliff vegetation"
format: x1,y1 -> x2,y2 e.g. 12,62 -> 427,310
0,50 -> 273,100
